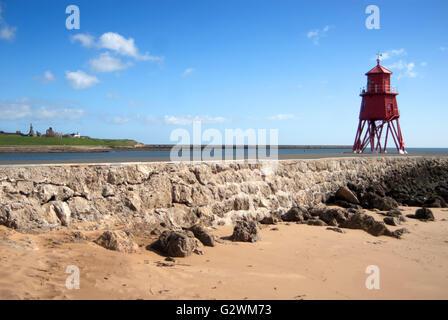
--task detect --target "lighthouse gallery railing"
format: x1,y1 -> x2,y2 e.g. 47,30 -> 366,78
360,85 -> 398,94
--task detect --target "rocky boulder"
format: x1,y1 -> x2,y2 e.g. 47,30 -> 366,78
231,220 -> 261,242
0,201 -> 44,231
391,228 -> 410,238
335,186 -> 360,204
333,200 -> 362,209
309,205 -> 349,226
187,224 -> 215,247
95,230 -> 138,253
383,216 -> 400,226
423,196 -> 447,208
52,201 -> 71,226
307,218 -> 327,226
386,209 -> 402,217
340,212 -> 392,237
281,206 -> 309,223
326,227 -> 345,233
361,192 -> 398,211
153,230 -> 197,257
414,207 -> 435,221
259,216 -> 278,225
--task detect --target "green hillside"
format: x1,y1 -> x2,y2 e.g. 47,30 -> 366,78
0,135 -> 138,146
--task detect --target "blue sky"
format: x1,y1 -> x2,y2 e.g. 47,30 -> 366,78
0,0 -> 447,146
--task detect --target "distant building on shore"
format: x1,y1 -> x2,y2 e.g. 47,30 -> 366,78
45,127 -> 62,138
27,123 -> 36,137
0,125 -> 83,139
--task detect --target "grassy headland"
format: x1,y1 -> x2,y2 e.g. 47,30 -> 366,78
0,135 -> 138,146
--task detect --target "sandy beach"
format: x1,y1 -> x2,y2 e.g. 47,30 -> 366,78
1,206 -> 447,300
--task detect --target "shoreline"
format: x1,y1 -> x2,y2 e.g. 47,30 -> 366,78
0,144 -> 354,153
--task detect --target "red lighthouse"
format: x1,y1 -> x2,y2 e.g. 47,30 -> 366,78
353,56 -> 406,154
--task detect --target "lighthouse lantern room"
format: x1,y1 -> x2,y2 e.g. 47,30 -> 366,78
352,55 -> 406,154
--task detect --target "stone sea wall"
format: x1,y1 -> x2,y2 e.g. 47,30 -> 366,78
1,156 -> 447,233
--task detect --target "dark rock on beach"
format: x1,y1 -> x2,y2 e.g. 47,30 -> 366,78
340,211 -> 393,237
326,227 -> 345,233
307,204 -> 404,238
334,200 -> 362,209
391,228 -> 410,239
423,196 -> 447,208
361,192 -> 398,211
259,216 -> 278,225
309,204 -> 349,227
187,224 -> 215,247
231,221 -> 261,242
152,230 -> 197,257
281,206 -> 309,223
335,186 -> 360,204
386,209 -> 402,217
307,218 -> 328,226
383,216 -> 401,226
414,207 -> 435,221
95,230 -> 138,253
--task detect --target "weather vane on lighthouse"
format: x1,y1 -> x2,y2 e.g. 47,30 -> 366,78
352,55 -> 407,154
376,52 -> 382,64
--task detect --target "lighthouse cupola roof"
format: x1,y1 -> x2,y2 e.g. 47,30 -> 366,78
365,54 -> 393,75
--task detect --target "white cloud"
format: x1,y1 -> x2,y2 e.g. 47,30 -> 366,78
377,49 -> 418,79
0,102 -> 31,120
98,32 -> 162,61
267,114 -> 295,121
164,116 -> 193,126
306,25 -> 331,45
70,32 -> 163,78
307,30 -> 319,38
0,5 -> 17,41
44,71 -> 56,82
420,61 -> 428,67
111,116 -> 130,124
390,48 -> 406,55
182,68 -> 195,77
105,92 -> 121,99
440,47 -> 447,52
129,100 -> 145,107
377,48 -> 407,61
144,115 -> 157,122
90,52 -> 131,73
71,33 -> 95,48
164,115 -> 227,126
0,98 -> 85,120
65,70 -> 100,89
35,107 -> 85,120
33,70 -> 56,83
134,114 -> 158,124
0,24 -> 16,40
387,60 -> 417,79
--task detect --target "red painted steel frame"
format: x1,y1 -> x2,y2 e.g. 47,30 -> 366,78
353,59 -> 406,154
353,118 -> 406,153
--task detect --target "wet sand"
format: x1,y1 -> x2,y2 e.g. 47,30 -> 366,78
1,207 -> 447,300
